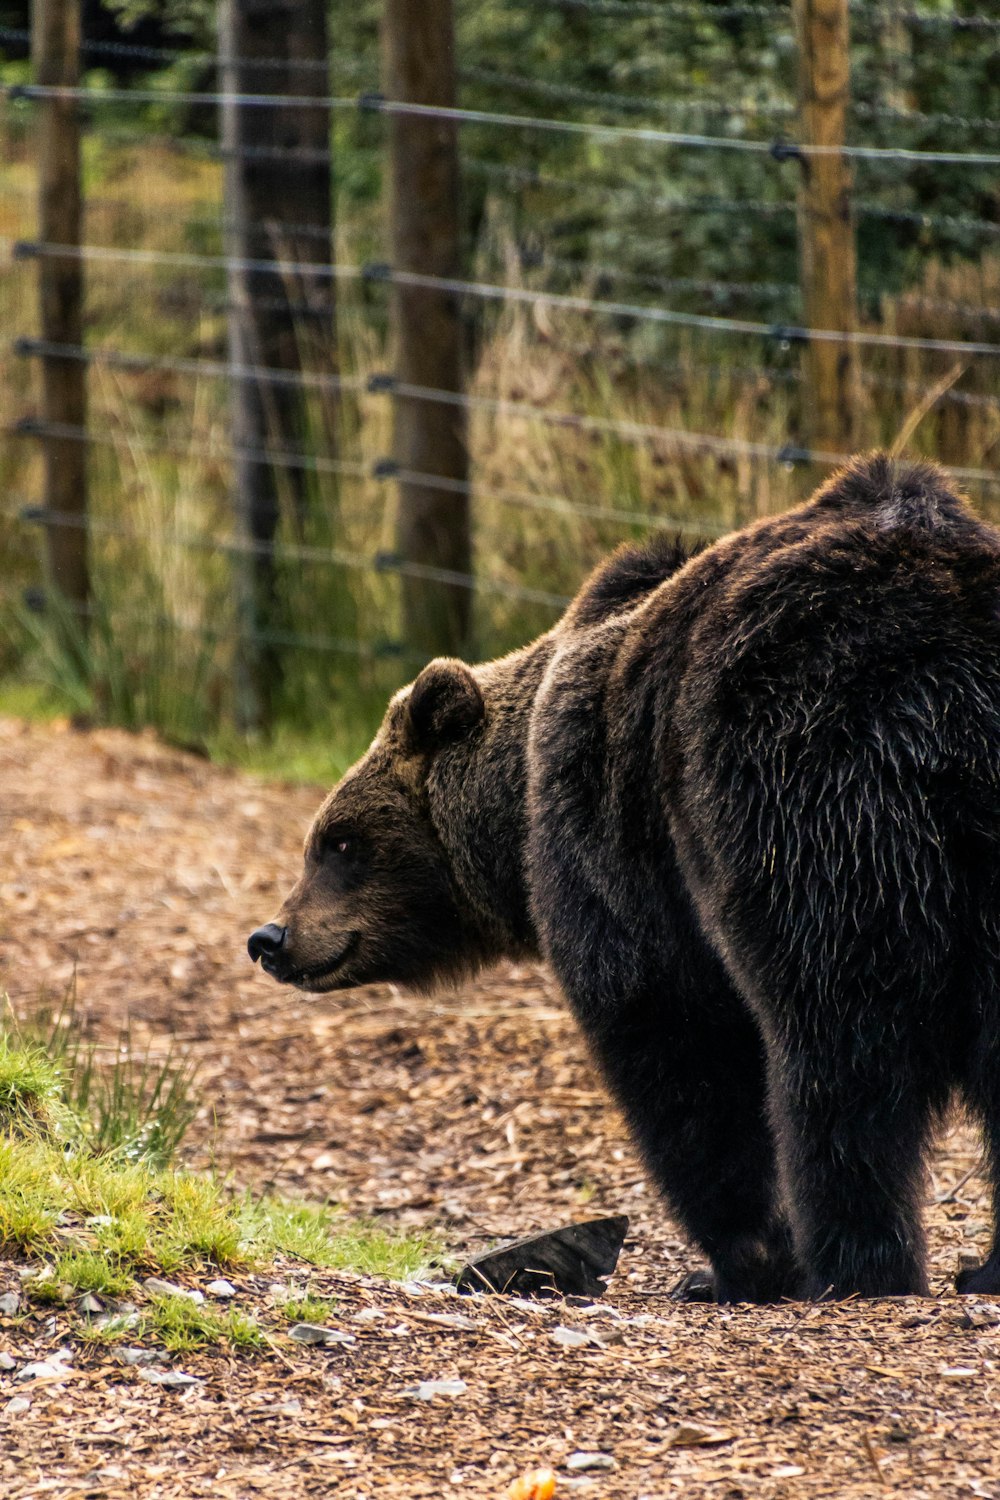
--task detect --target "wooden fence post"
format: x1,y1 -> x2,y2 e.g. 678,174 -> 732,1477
32,0 -> 89,631
219,0 -> 335,733
383,0 -> 471,659
793,0 -> 859,462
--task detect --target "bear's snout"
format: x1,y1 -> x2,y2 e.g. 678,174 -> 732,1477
247,922 -> 289,977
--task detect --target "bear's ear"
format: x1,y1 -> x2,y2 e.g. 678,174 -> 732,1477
407,659 -> 485,751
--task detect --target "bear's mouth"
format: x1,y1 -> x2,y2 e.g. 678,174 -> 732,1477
287,934 -> 358,992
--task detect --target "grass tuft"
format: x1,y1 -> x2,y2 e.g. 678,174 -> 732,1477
0,1035 -> 66,1136
147,1294 -> 265,1353
279,1290 -> 340,1325
241,1199 -> 440,1280
10,991 -> 199,1167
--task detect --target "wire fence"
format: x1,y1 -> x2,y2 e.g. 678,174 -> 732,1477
2,3 -> 1000,738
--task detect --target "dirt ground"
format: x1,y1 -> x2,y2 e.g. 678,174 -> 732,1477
2,716 -> 1000,1500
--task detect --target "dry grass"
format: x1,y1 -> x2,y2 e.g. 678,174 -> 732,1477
3,126 -> 1000,741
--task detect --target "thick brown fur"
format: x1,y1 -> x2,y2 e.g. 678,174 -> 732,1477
250,454 -> 1000,1302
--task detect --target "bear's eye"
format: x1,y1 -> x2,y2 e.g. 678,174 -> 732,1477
322,833 -> 352,860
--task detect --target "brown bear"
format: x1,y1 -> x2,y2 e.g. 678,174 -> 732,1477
249,453 -> 1000,1302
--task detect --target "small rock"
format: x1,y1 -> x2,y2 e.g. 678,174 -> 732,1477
508,1298 -> 551,1317
3,1396 -> 30,1416
85,1215 -> 113,1229
288,1323 -> 356,1347
119,1348 -> 166,1367
77,1293 -> 103,1316
403,1379 -> 467,1401
352,1307 -> 385,1324
566,1452 -> 616,1472
954,1300 -> 1000,1330
93,1312 -> 140,1334
15,1361 -> 65,1383
665,1422 -> 736,1448
205,1279 -> 237,1301
962,1221 -> 991,1240
417,1312 -> 478,1333
0,1352 -> 16,1372
18,1265 -> 52,1284
0,1292 -> 20,1317
550,1325 -> 600,1350
143,1278 -> 204,1305
137,1368 -> 202,1389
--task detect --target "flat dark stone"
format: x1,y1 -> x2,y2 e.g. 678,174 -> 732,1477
455,1215 -> 629,1300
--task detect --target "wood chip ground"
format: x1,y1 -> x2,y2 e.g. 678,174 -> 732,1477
1,717 -> 999,1499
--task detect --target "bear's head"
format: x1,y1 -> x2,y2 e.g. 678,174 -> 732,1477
247,657 -> 507,994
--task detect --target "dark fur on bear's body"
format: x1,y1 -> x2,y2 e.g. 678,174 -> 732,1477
251,455 -> 1000,1301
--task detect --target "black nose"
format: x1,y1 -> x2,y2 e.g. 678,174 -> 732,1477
248,923 -> 287,965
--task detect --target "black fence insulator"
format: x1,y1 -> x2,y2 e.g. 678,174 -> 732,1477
775,443 -> 811,466
19,505 -> 48,524
372,458 -> 400,479
770,323 -> 810,345
361,261 -> 393,284
374,639 -> 405,659
374,549 -> 403,573
11,241 -> 39,262
12,416 -> 42,436
358,91 -> 385,113
23,587 -> 46,615
367,372 -> 397,394
769,138 -> 803,163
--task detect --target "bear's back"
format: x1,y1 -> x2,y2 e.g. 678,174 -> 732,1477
643,457 -> 1000,992
674,455 -> 1000,701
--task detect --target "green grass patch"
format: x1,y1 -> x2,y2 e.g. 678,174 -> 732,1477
0,680 -> 65,726
1,1123 -> 439,1299
240,1198 -> 439,1280
0,998 -> 443,1353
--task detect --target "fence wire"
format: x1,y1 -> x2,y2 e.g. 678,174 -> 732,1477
10,81 -> 1000,168
5,15 -> 1000,690
9,239 -> 1000,358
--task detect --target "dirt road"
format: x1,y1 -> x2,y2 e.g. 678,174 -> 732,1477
1,718 -> 998,1499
